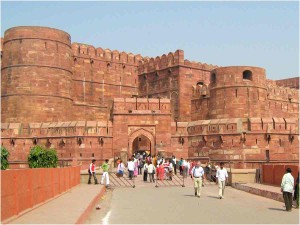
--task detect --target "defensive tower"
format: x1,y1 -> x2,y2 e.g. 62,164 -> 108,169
209,66 -> 268,119
1,26 -> 73,123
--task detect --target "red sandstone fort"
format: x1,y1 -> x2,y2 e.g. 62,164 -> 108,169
1,26 -> 299,169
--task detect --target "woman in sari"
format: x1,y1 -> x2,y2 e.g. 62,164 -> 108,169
134,158 -> 138,177
158,163 -> 164,180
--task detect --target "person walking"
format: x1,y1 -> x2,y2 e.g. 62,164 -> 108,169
127,158 -> 135,180
172,155 -> 177,175
143,162 -> 149,182
191,161 -> 204,198
101,159 -> 110,187
147,161 -> 155,183
179,158 -> 183,175
168,159 -> 174,180
117,160 -> 125,177
281,168 -> 294,212
153,155 -> 157,167
216,162 -> 228,199
158,163 -> 164,181
134,158 -> 138,177
182,160 -> 188,178
88,159 -> 99,185
138,158 -> 143,175
294,172 -> 299,208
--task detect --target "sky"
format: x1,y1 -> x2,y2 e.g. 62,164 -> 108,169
1,1 -> 299,80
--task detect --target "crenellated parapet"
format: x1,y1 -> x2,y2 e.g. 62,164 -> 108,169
137,50 -> 218,74
113,97 -> 171,114
138,50 -> 184,74
187,117 -> 299,136
1,121 -> 113,139
72,42 -> 143,66
276,77 -> 299,89
183,60 -> 218,71
266,83 -> 299,102
187,118 -> 243,136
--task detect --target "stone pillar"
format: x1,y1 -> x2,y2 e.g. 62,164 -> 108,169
120,149 -> 128,164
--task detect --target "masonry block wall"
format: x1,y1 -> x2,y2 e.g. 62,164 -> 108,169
276,77 -> 299,89
1,26 -> 299,169
71,43 -> 142,121
138,50 -> 218,122
2,27 -> 73,123
188,66 -> 299,168
112,98 -> 172,161
1,121 -> 113,169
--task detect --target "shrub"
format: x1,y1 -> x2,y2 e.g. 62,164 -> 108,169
1,146 -> 10,170
28,145 -> 58,168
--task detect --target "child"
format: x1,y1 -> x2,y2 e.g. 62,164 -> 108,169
88,159 -> 99,184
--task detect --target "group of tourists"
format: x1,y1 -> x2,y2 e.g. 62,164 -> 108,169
116,153 -> 178,182
190,161 -> 228,199
87,159 -> 110,187
88,156 -> 300,210
113,153 -> 229,199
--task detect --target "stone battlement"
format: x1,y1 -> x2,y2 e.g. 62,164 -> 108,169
72,42 -> 143,66
138,50 -> 218,74
276,77 -> 299,89
113,97 -> 171,114
1,121 -> 113,137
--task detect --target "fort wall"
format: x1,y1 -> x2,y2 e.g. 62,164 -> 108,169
71,43 -> 142,121
1,26 -> 298,169
1,121 -> 113,169
138,50 -> 218,121
186,117 -> 299,168
1,26 -> 73,123
276,77 -> 299,89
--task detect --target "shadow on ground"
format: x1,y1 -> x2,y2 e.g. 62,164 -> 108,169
207,195 -> 220,199
268,208 -> 286,211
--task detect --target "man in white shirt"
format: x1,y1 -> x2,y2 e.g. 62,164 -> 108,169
147,162 -> 155,183
191,161 -> 205,198
216,162 -> 228,199
172,155 -> 177,175
182,160 -> 188,177
127,158 -> 135,180
281,168 -> 294,211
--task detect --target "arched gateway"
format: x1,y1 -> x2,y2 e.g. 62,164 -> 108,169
128,128 -> 155,157
112,97 -> 172,164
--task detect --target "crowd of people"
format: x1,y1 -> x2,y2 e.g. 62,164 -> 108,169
88,154 -> 300,210
115,153 -> 219,183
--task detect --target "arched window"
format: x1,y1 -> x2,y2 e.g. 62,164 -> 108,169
243,70 -> 252,81
211,73 -> 216,83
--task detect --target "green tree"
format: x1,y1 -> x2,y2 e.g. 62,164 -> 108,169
1,146 -> 10,170
28,145 -> 58,168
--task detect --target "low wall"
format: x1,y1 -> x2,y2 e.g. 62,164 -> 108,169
229,169 -> 257,184
232,183 -> 284,202
262,164 -> 299,186
1,166 -> 81,222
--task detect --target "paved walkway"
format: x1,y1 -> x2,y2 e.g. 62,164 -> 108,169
86,183 -> 299,224
6,173 -> 298,224
7,184 -> 106,224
